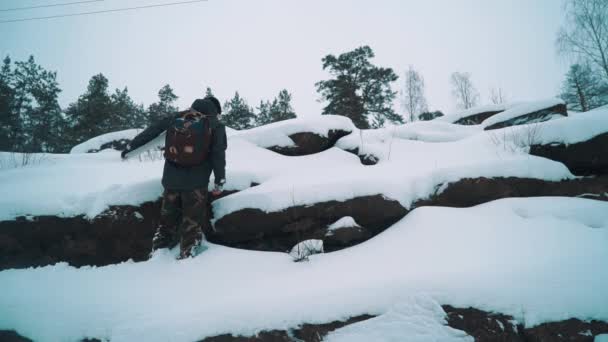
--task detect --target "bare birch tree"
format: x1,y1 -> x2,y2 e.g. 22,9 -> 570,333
450,72 -> 479,109
557,0 -> 608,81
400,66 -> 428,122
489,87 -> 507,104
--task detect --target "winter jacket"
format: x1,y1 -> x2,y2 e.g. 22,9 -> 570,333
127,111 -> 227,191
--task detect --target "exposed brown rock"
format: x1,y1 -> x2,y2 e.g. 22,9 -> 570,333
2,176 -> 607,270
442,305 -> 524,342
324,225 -> 372,252
484,103 -> 567,130
87,138 -> 132,153
199,315 -> 374,342
0,201 -> 159,270
530,132 -> 608,176
341,148 -> 379,165
443,305 -> 608,342
524,318 -> 608,342
212,195 -> 408,252
267,130 -> 352,156
453,110 -> 503,125
416,176 -> 608,208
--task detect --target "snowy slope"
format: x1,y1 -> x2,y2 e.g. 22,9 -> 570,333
0,126 -> 574,221
1,197 -> 606,341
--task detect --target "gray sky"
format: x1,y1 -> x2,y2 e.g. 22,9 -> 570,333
0,0 -> 568,118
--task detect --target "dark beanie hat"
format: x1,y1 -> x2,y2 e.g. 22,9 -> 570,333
191,96 -> 222,115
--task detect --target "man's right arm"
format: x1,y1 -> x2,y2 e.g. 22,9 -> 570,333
123,113 -> 177,157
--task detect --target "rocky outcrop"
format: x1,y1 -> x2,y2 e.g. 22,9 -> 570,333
87,138 -> 131,153
443,305 -> 608,342
199,315 -> 374,342
212,195 -> 408,252
267,129 -> 352,156
416,176 -> 608,208
418,110 -> 444,121
443,305 -> 524,341
530,132 -> 608,176
2,176 -> 607,270
525,318 -> 608,341
0,201 -> 159,270
484,103 -> 567,130
454,110 -> 504,125
341,147 -> 379,165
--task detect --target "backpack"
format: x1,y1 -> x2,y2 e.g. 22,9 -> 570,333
164,110 -> 212,166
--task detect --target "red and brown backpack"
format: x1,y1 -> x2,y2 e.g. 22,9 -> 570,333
164,110 -> 212,166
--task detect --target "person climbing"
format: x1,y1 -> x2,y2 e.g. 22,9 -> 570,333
121,96 -> 227,259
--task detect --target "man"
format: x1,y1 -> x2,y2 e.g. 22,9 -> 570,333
122,96 -> 227,259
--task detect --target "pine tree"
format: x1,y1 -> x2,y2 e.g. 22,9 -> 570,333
255,100 -> 273,126
148,84 -> 179,124
11,56 -> 66,152
560,63 -> 608,112
316,46 -> 401,128
222,92 -> 255,130
65,73 -> 114,144
254,90 -> 297,127
110,87 -> 146,131
0,56 -> 17,151
274,89 -> 296,122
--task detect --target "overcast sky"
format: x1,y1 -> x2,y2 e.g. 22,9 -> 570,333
0,0 -> 568,118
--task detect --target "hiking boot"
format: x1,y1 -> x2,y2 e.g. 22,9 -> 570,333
150,224 -> 177,255
178,238 -> 201,260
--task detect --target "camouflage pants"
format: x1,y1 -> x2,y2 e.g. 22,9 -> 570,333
152,188 -> 207,259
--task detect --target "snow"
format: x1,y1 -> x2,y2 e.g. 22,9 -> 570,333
527,105 -> 608,145
596,334 -> 608,342
325,295 -> 472,342
289,239 -> 324,261
438,103 -> 517,124
481,98 -> 565,128
230,114 -> 355,149
327,216 -> 360,234
0,111 -> 577,222
70,128 -> 142,154
1,197 -> 607,341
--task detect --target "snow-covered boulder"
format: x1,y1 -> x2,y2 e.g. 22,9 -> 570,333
527,106 -> 608,175
70,129 -> 142,153
483,98 -> 567,130
324,216 -> 370,251
231,115 -> 354,156
439,103 -> 515,125
418,110 -> 444,121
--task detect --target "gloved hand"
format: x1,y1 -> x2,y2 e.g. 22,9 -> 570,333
121,145 -> 131,159
212,180 -> 225,196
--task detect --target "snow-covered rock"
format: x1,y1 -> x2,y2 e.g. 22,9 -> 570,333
70,129 -> 143,153
231,115 -> 354,156
527,106 -> 608,175
438,103 -> 516,125
482,98 -> 567,130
